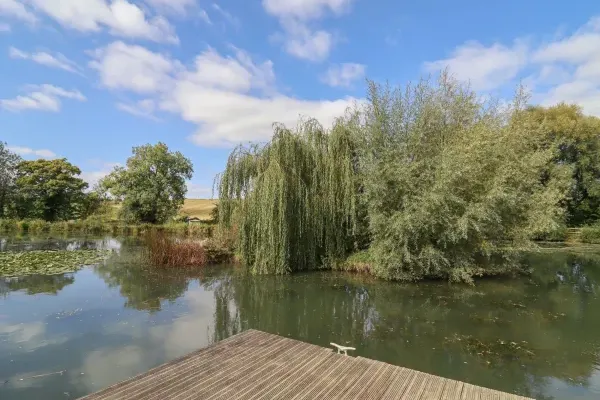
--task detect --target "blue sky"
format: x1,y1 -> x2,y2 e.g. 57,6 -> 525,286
1,0 -> 599,197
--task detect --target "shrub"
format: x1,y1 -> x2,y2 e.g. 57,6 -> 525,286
0,219 -> 18,232
580,226 -> 600,244
335,251 -> 373,274
531,226 -> 568,242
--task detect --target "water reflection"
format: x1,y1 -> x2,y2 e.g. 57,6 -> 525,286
0,239 -> 599,399
1,274 -> 75,296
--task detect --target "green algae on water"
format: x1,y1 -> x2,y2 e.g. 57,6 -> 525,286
0,250 -> 111,277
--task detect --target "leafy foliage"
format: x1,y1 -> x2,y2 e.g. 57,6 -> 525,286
101,142 -> 193,224
217,74 -> 572,283
14,158 -> 88,221
358,75 -> 570,283
0,142 -> 22,218
217,119 -> 358,274
521,104 -> 600,226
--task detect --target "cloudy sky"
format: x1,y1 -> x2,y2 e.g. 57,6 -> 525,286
1,0 -> 599,196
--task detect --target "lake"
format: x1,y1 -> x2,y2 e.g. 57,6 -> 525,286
0,236 -> 599,399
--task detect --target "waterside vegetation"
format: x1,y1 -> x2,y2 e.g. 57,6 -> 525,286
3,73 -> 600,282
217,74 -> 600,283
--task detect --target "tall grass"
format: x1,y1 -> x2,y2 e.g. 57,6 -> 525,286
144,233 -> 208,267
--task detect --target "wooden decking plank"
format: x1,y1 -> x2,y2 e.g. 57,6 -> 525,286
207,341 -> 319,400
83,330 -> 263,400
255,352 -> 339,399
380,367 -> 418,399
400,371 -> 435,400
418,376 -> 447,400
289,353 -> 359,399
441,379 -> 465,400
154,335 -> 301,400
109,331 -> 280,400
461,383 -> 482,400
238,348 -> 333,400
318,357 -> 374,399
102,331 -> 282,400
190,341 -> 308,400
478,387 -> 503,400
78,330 -> 533,400
186,338 -> 306,395
363,365 -> 404,400
338,358 -> 389,400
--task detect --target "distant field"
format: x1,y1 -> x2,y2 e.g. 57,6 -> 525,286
107,199 -> 218,221
180,199 -> 218,220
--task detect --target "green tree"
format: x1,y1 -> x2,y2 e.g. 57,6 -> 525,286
101,143 -> 193,224
522,104 -> 600,226
77,190 -> 109,220
0,143 -> 22,218
217,119 -> 358,275
358,75 -> 571,283
15,158 -> 88,221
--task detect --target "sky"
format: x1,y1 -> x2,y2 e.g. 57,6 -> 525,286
1,0 -> 600,198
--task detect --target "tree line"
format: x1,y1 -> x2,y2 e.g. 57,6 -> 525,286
0,142 -> 193,224
217,74 -> 600,282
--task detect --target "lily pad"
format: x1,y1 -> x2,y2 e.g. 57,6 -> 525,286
0,250 -> 111,277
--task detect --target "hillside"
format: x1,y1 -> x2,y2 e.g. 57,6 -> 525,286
107,199 -> 218,221
180,199 -> 218,220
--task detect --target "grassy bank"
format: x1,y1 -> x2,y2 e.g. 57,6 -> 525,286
0,218 -> 215,238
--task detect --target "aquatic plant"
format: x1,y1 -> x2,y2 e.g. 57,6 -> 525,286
144,232 -> 231,267
0,249 -> 111,277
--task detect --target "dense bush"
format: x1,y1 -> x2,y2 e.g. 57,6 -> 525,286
580,226 -> 600,244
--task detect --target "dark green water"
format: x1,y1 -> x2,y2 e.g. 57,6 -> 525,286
1,237 -> 599,399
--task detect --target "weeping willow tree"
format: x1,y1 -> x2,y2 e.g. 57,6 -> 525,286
216,119 -> 358,274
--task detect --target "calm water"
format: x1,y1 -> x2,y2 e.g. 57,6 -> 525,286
1,237 -> 599,399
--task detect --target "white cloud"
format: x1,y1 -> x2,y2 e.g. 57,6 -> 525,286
117,99 -> 160,121
321,63 -> 365,87
0,0 -> 37,23
89,41 -> 179,93
181,47 -> 276,94
424,40 -> 529,91
90,41 -> 360,147
80,162 -> 120,188
26,0 -> 178,44
263,0 -> 353,62
212,3 -> 238,28
530,16 -> 600,117
422,15 -> 600,119
7,146 -> 57,158
0,22 -> 11,31
199,9 -> 211,24
9,47 -> 82,74
262,0 -> 352,20
145,0 -> 195,15
0,84 -> 86,112
278,21 -> 333,62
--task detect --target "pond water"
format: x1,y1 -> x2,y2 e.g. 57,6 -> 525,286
1,236 -> 599,399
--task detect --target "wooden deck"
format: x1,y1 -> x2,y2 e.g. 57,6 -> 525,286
80,329 -> 533,400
